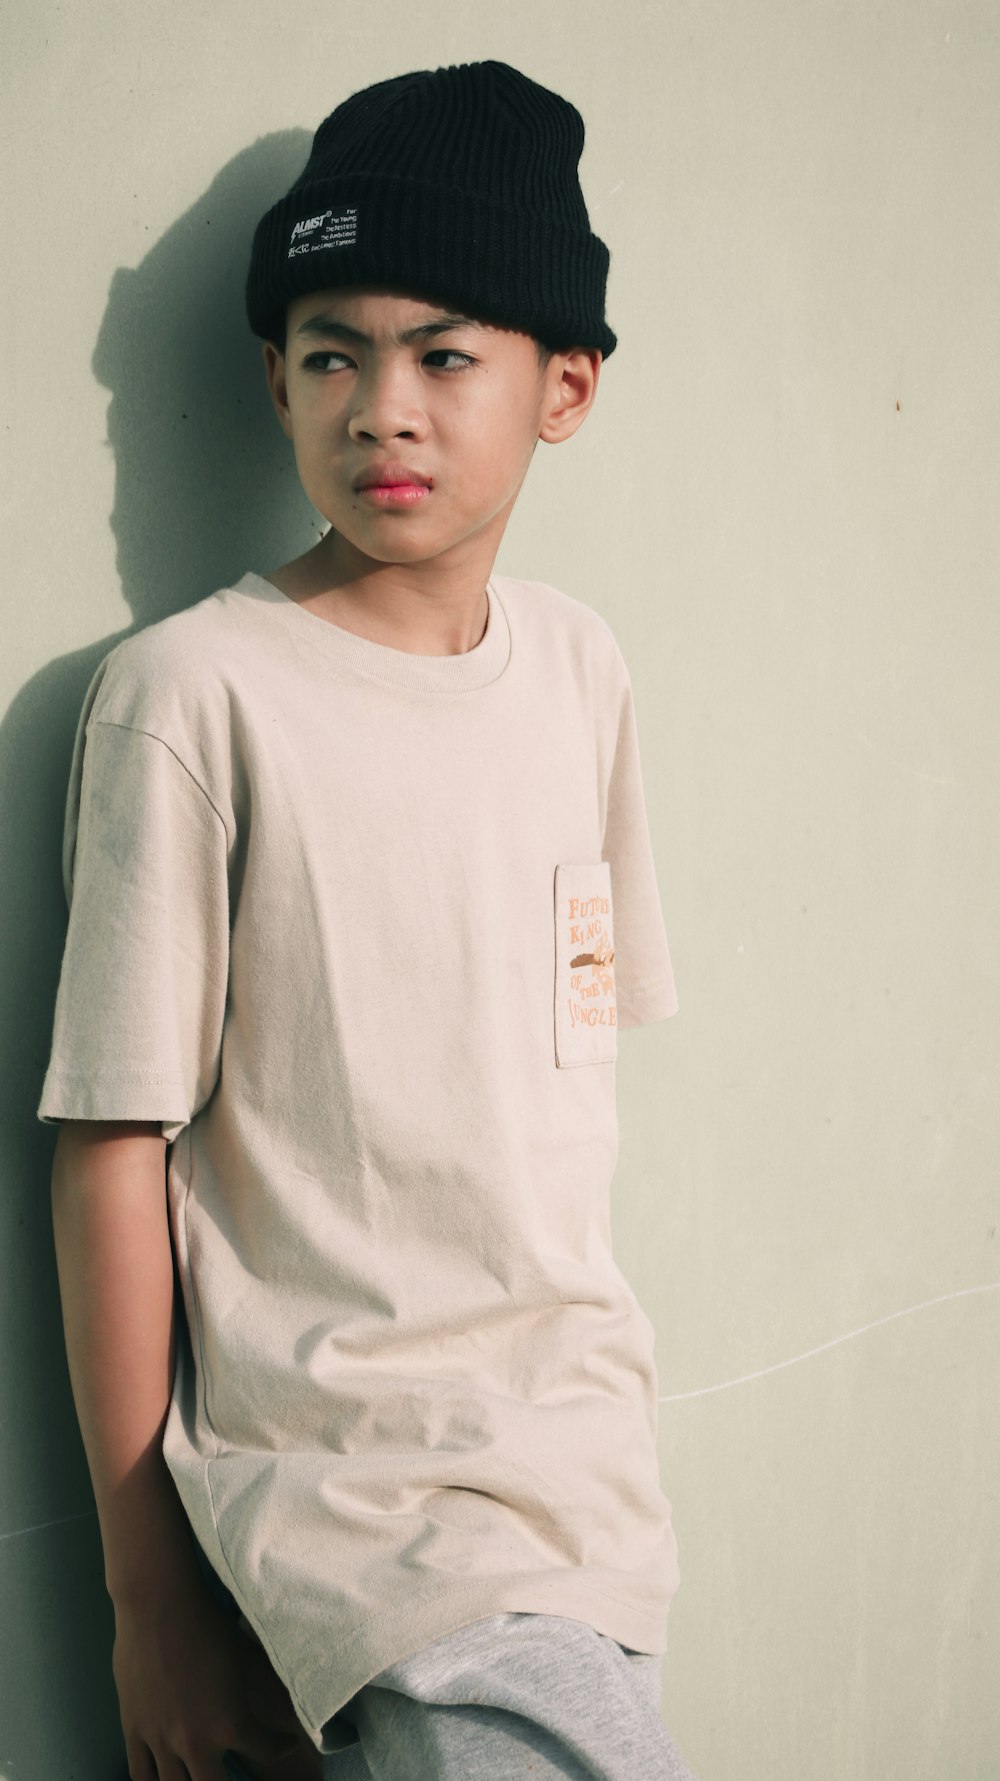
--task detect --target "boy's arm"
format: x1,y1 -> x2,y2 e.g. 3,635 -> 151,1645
51,1120 -> 199,1600
51,1120 -> 306,1781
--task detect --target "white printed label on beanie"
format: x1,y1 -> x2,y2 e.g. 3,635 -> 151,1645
288,208 -> 358,258
553,861 -> 618,1068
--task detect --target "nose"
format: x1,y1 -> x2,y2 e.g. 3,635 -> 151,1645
347,357 -> 427,445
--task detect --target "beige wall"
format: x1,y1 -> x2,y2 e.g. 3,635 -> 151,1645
3,3 -> 998,1776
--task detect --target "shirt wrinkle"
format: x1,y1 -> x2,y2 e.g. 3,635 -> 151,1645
88,715 -> 234,848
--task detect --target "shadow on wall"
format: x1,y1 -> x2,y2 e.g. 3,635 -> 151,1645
0,131 -> 316,1779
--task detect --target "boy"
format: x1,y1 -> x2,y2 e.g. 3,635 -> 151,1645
39,60 -> 696,1781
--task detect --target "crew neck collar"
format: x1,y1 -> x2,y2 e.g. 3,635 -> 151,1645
231,571 -> 511,692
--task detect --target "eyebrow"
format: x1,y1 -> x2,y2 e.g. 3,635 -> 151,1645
294,312 -> 488,346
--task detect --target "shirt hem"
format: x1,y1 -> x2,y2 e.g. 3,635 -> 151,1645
294,1573 -> 671,1750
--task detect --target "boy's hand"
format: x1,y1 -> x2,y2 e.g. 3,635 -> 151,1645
113,1571 -> 306,1781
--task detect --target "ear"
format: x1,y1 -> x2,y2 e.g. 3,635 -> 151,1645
263,342 -> 294,439
537,349 -> 602,446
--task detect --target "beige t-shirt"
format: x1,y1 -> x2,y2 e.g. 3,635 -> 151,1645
37,571 -> 680,1751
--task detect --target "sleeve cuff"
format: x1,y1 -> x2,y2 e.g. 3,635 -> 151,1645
616,977 -> 679,1030
37,1066 -> 191,1131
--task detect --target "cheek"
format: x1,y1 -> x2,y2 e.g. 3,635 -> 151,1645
287,439 -> 339,518
290,416 -> 336,479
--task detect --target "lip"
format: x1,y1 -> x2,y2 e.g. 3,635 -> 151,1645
353,462 -> 434,491
358,484 -> 431,507
358,483 -> 431,507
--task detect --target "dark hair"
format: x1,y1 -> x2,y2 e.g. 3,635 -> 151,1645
265,313 -> 555,372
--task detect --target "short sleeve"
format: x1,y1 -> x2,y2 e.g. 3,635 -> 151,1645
37,717 -> 230,1145
602,657 -> 679,1029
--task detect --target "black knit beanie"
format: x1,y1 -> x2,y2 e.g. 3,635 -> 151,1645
246,60 -> 617,359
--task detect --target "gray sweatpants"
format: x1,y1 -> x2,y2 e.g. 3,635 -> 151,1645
319,1611 -> 699,1780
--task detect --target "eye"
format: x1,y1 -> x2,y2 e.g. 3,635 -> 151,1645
423,350 -> 478,371
300,349 -> 478,375
302,351 -> 352,373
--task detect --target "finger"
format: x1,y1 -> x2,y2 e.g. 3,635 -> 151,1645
148,1752 -> 193,1781
125,1738 -> 158,1781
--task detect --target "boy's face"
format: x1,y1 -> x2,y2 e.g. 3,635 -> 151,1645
263,285 -> 600,578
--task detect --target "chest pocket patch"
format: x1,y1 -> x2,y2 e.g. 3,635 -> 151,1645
553,861 -> 619,1067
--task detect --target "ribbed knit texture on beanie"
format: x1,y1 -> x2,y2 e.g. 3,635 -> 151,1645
246,60 -> 617,358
